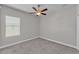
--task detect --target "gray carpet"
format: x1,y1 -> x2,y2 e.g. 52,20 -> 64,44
0,38 -> 79,54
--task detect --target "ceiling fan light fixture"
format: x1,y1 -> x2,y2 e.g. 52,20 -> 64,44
36,12 -> 41,16
30,5 -> 48,16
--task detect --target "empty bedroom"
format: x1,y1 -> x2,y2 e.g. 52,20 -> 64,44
0,4 -> 79,54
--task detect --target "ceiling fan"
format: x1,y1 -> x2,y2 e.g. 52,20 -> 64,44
29,5 -> 48,16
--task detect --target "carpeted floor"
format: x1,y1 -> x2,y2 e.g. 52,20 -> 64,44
0,38 -> 79,54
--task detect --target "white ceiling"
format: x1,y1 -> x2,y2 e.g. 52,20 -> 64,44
5,4 -> 74,13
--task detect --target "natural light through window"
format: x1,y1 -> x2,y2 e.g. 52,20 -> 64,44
5,16 -> 20,37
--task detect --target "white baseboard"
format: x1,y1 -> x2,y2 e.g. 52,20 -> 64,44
40,36 -> 78,50
0,36 -> 78,50
0,36 -> 39,49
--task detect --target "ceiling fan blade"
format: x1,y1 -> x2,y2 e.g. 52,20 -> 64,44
41,8 -> 48,12
32,7 -> 37,11
41,13 -> 47,15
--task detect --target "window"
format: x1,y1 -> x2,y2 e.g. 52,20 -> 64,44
5,16 -> 20,37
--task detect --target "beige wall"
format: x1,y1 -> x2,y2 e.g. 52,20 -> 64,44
0,5 -> 39,46
40,5 -> 77,46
